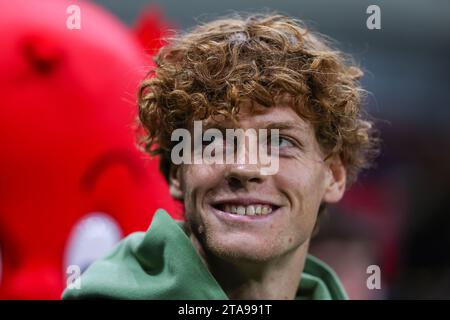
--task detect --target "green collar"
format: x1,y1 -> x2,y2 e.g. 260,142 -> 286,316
62,209 -> 348,300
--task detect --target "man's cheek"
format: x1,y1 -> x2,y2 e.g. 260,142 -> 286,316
186,164 -> 214,180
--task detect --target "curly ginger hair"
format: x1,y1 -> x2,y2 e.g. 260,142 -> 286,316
137,13 -> 379,187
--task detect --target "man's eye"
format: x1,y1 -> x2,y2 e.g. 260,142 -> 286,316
278,137 -> 294,148
270,136 -> 295,148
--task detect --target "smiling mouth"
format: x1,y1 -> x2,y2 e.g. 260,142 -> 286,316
212,203 -> 279,216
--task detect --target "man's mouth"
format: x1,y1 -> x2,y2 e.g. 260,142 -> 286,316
214,203 -> 274,216
210,197 -> 281,217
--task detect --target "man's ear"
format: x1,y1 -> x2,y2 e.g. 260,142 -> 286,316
323,154 -> 347,204
169,165 -> 184,200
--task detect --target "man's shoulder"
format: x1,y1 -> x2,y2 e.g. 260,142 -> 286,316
299,254 -> 349,300
61,209 -> 224,300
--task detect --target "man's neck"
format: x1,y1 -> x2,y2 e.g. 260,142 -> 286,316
188,232 -> 309,300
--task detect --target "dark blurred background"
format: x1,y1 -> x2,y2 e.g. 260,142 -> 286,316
92,0 -> 450,299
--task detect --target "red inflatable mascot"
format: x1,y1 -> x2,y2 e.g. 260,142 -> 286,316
0,0 -> 180,299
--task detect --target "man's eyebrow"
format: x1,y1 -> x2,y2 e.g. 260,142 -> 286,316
202,121 -> 234,132
262,121 -> 307,132
203,120 -> 306,132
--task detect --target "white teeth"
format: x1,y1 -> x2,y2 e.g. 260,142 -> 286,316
237,206 -> 246,215
219,204 -> 274,216
247,205 -> 255,216
261,206 -> 269,215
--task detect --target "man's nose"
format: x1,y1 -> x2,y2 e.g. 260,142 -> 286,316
224,163 -> 266,188
223,132 -> 268,187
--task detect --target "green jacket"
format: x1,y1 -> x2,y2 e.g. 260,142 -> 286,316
62,209 -> 348,300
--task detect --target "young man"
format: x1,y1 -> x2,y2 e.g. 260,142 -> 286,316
63,14 -> 378,300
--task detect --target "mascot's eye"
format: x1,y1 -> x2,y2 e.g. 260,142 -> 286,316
64,212 -> 122,274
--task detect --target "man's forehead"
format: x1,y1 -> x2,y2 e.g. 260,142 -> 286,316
202,101 -> 311,133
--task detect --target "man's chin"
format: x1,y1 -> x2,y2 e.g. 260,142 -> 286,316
204,236 -> 281,263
